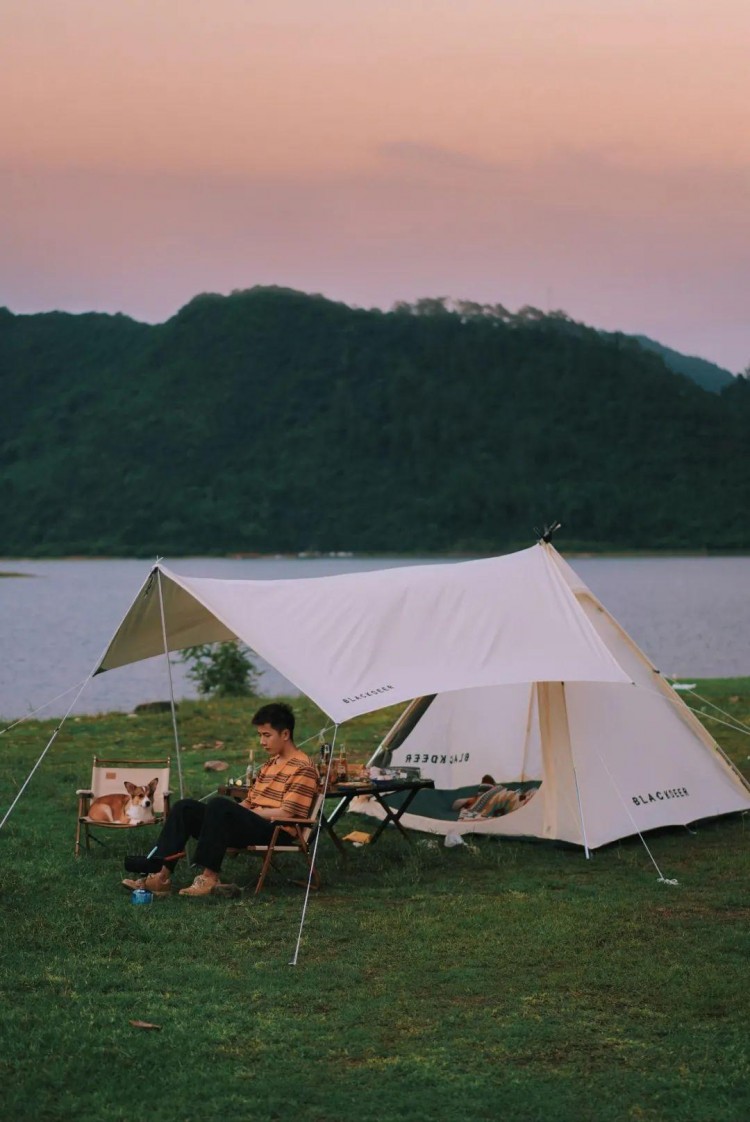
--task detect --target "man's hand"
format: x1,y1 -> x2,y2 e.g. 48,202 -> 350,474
243,803 -> 277,820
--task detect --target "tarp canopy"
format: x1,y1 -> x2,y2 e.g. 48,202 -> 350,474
96,544 -> 631,724
95,542 -> 750,849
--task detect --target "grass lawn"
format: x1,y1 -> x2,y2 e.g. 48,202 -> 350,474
1,683 -> 749,1122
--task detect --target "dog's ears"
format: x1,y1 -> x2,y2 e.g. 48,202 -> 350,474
148,777 -> 159,794
124,781 -> 137,795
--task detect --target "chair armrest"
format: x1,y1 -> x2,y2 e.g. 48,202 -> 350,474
77,789 -> 93,818
272,816 -> 318,826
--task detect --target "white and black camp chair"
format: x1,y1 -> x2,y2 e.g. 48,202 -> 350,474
75,755 -> 171,857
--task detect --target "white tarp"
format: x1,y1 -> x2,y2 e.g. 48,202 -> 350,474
96,545 -> 631,723
95,542 -> 750,847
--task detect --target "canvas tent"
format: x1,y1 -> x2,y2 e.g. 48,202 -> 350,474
94,543 -> 750,851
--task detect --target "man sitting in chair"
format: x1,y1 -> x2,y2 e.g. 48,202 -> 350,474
122,702 -> 318,898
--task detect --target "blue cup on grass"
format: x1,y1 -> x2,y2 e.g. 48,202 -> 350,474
131,889 -> 153,905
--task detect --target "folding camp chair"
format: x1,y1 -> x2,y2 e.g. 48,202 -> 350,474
231,790 -> 325,894
75,756 -> 171,857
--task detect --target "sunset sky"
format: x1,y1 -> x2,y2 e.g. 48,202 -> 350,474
2,0 -> 748,370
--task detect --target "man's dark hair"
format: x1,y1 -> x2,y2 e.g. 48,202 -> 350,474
251,702 -> 295,736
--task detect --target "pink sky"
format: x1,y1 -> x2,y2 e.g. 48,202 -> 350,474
2,0 -> 748,370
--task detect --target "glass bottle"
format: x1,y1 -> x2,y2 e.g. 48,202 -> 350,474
318,743 -> 331,782
244,749 -> 255,787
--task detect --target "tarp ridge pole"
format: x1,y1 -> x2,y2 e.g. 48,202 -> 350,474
156,566 -> 185,800
367,695 -> 435,768
0,674 -> 93,831
289,722 -> 339,967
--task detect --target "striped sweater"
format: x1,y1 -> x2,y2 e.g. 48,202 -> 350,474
248,749 -> 318,821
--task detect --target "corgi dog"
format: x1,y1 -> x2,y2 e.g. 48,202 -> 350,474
88,778 -> 159,825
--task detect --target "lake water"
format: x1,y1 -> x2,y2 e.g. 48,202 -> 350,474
1,554 -> 749,721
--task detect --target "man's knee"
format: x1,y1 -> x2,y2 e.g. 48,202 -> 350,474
204,795 -> 235,820
171,797 -> 202,814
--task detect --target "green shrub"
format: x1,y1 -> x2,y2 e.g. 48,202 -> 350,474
180,641 -> 258,697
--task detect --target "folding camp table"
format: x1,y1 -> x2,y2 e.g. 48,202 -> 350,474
321,777 -> 435,851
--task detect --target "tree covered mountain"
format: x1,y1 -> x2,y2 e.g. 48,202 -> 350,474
629,335 -> 736,393
0,288 -> 748,557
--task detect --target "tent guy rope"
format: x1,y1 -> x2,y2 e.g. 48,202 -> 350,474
0,674 -> 94,831
583,736 -> 677,885
0,676 -> 91,738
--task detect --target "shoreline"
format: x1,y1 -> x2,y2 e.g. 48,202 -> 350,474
2,676 -> 748,728
3,548 -> 750,565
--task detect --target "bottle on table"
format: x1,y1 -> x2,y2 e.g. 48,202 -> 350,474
244,749 -> 255,787
318,742 -> 331,783
335,747 -> 349,783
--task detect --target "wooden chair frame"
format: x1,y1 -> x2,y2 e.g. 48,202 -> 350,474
75,755 -> 171,857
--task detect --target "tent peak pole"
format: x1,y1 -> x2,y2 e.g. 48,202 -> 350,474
535,520 -> 562,544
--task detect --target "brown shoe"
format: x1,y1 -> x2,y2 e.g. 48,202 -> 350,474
121,871 -> 171,896
178,873 -> 220,897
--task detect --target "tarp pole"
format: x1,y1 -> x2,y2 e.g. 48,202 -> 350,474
519,683 -> 536,782
289,722 -> 339,967
156,567 -> 185,800
367,695 -> 436,768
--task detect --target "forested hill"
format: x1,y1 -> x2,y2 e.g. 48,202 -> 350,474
629,335 -> 736,393
1,288 -> 749,557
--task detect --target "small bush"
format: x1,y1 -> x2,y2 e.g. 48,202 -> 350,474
180,641 -> 258,698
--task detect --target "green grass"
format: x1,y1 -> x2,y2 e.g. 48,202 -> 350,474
1,685 -> 749,1122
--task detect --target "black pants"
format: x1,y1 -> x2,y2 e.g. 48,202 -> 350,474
154,797 -> 280,873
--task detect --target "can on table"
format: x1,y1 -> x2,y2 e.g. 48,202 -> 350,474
131,888 -> 153,905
